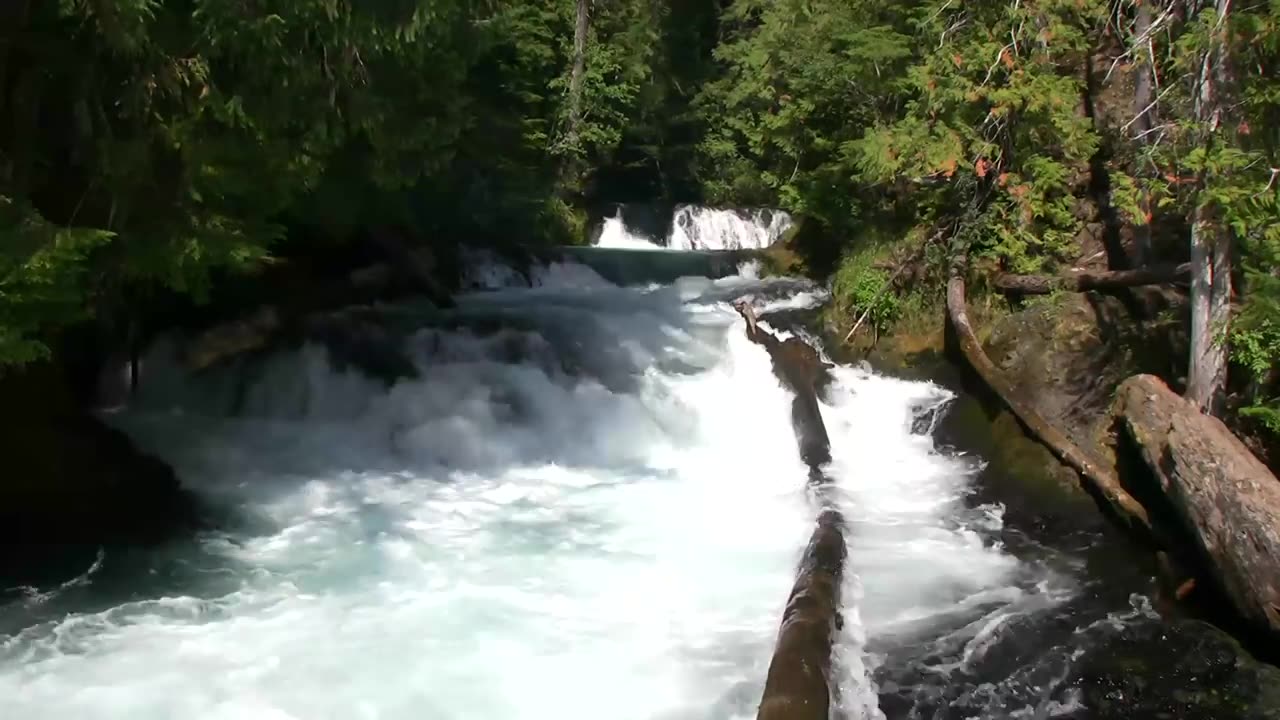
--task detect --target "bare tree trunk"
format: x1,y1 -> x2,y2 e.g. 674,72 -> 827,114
564,0 -> 591,157
1185,0 -> 1234,416
1131,0 -> 1157,265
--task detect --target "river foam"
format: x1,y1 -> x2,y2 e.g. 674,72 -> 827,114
0,261 -> 1076,719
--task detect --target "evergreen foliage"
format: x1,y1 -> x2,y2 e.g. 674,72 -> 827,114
696,0 -> 1280,432
1,0 -> 1277,432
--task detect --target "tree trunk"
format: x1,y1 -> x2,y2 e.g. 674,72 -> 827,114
1185,0 -> 1234,416
993,263 -> 1190,295
564,0 -> 591,156
947,268 -> 1157,540
1131,0 -> 1157,265
1114,374 -> 1280,643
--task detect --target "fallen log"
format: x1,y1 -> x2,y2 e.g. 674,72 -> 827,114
1114,374 -> 1280,641
946,271 -> 1156,538
734,301 -> 832,467
731,300 -> 845,720
993,263 -> 1190,295
756,508 -> 845,720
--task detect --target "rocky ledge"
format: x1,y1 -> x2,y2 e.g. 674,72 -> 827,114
0,361 -> 198,581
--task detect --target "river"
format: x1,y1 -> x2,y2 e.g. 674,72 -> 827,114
0,221 -> 1275,719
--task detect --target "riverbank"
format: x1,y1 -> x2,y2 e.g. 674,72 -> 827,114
818,276 -> 1280,689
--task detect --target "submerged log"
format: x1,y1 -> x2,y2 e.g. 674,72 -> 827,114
994,263 -> 1190,295
731,300 -> 845,720
946,271 -> 1155,538
1114,374 -> 1280,640
734,301 -> 832,467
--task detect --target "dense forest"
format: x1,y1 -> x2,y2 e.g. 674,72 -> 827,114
1,0 -> 1278,434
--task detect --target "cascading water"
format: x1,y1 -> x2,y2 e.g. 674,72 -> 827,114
668,206 -> 792,251
590,205 -> 792,251
596,208 -> 665,250
0,215 -> 1256,718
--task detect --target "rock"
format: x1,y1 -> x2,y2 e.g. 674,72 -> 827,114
0,362 -> 197,580
297,309 -> 420,385
982,291 -> 1185,488
179,266 -> 424,385
183,306 -> 283,371
1114,374 -> 1280,644
1078,619 -> 1280,719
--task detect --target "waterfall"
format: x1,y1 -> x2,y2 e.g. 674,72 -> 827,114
590,205 -> 793,251
668,206 -> 792,251
595,208 -> 665,250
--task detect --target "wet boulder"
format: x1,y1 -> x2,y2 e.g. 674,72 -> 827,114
1078,619 -> 1280,720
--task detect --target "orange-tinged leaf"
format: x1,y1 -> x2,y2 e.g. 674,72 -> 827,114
1001,48 -> 1015,69
975,158 -> 989,178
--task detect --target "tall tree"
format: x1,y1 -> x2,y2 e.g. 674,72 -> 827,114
1186,0 -> 1237,415
1131,0 -> 1160,266
562,0 -> 592,181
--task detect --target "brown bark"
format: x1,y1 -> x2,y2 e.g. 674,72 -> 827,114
1115,374 -> 1280,640
993,263 -> 1190,295
947,271 -> 1156,538
734,301 -> 831,467
731,301 -> 844,720
756,508 -> 844,720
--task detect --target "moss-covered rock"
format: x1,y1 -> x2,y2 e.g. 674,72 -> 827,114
981,290 -> 1186,482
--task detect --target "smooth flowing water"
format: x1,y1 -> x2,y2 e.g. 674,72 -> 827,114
1,249 -> 1266,718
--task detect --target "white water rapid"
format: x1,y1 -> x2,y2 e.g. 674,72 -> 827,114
0,258 -> 1071,719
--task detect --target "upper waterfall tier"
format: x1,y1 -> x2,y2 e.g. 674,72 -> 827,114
593,204 -> 792,251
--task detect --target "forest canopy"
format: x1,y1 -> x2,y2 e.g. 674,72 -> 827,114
1,0 -> 1277,428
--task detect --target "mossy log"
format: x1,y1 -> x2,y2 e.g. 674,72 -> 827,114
1114,374 -> 1280,641
993,263 -> 1190,295
946,272 -> 1155,538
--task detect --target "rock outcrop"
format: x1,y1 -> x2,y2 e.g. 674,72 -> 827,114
0,362 -> 196,579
